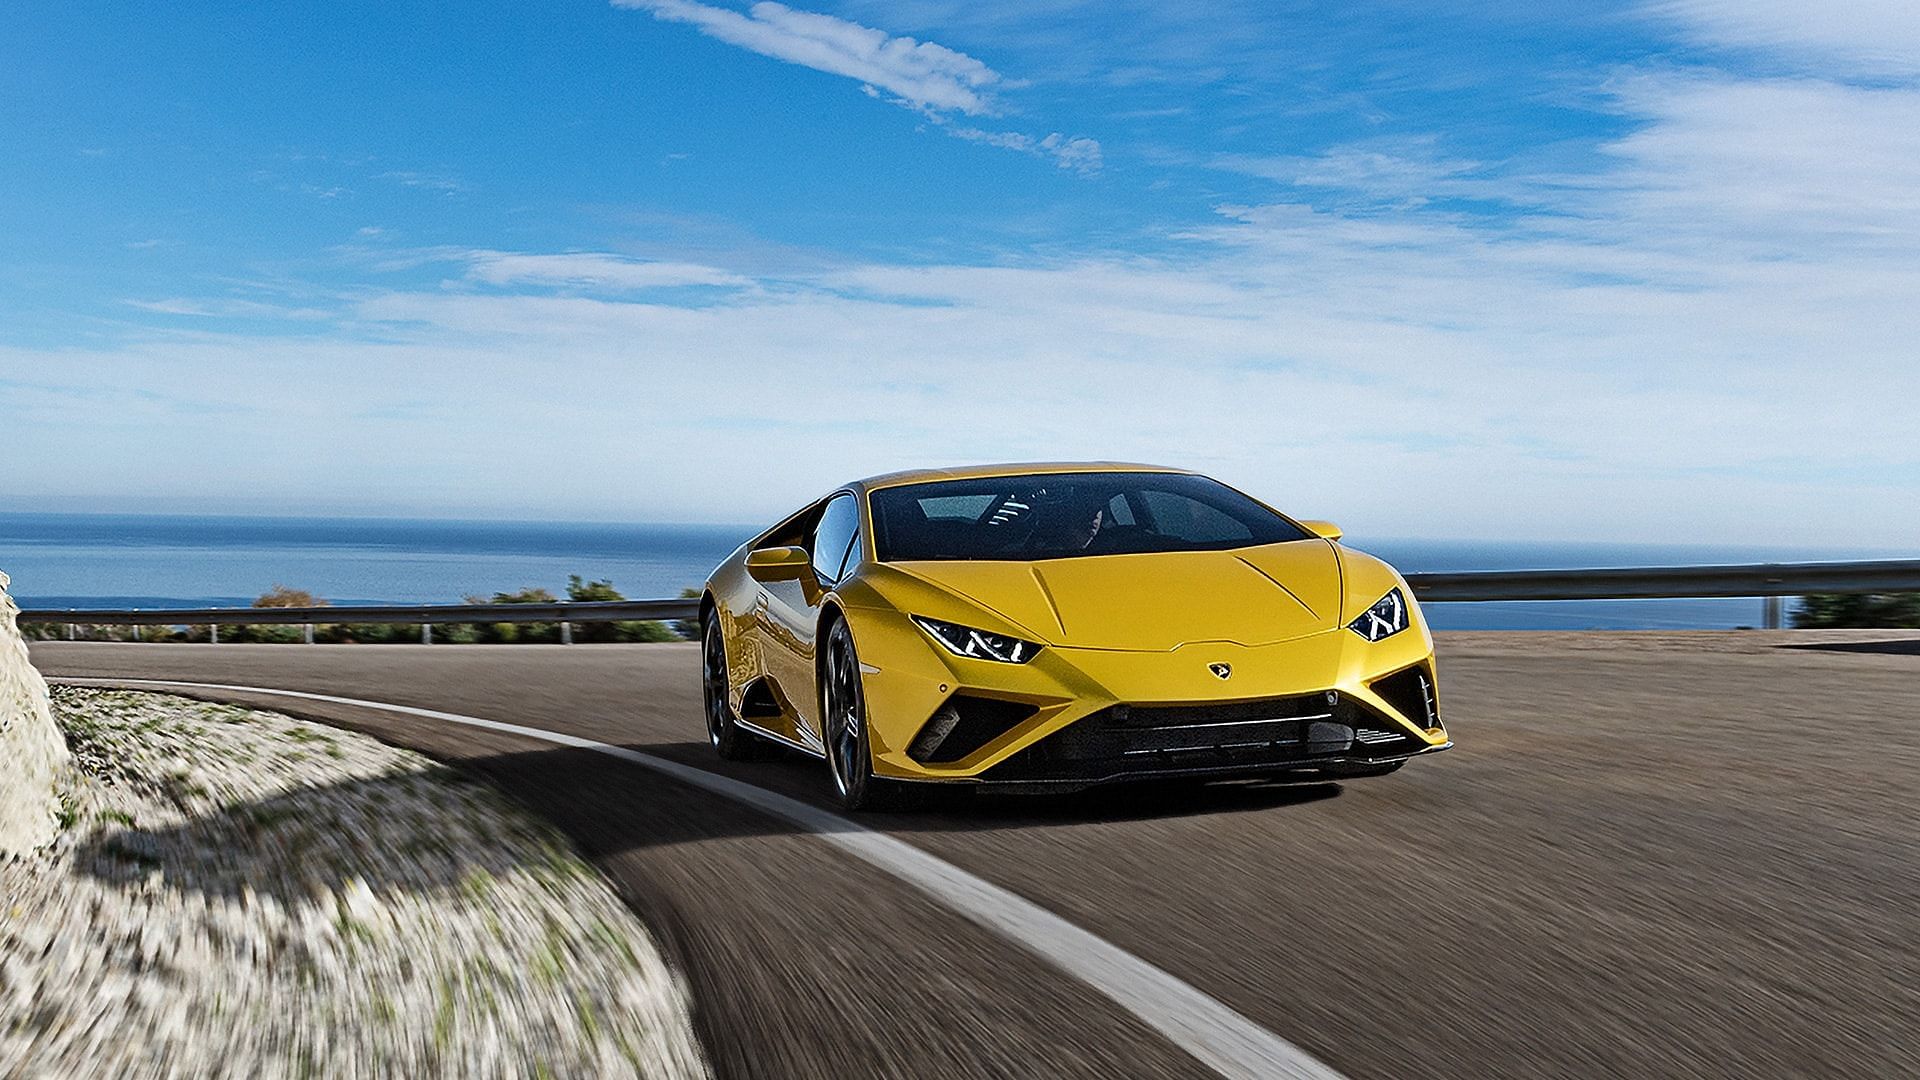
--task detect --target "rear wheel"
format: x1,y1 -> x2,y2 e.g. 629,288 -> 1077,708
703,616 -> 759,760
822,619 -> 903,811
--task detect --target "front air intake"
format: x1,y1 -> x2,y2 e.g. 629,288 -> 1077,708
1369,663 -> 1440,730
908,696 -> 1037,763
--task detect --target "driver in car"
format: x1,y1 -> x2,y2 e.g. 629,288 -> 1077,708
1037,493 -> 1107,553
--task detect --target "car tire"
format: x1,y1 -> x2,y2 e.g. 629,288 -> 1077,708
702,616 -> 760,760
821,619 -> 907,811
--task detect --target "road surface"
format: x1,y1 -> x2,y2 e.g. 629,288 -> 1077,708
32,631 -> 1920,1079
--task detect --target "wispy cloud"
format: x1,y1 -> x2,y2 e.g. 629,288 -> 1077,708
1215,137 -> 1520,209
616,0 -> 1101,171
617,0 -> 1001,114
377,170 -> 465,193
464,251 -> 752,290
950,127 -> 1102,173
123,298 -> 334,321
1646,0 -> 1920,78
1596,72 -> 1920,257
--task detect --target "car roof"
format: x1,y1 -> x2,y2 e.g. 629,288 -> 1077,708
852,461 -> 1192,493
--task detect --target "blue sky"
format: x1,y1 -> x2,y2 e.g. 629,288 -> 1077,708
3,1 -> 1916,544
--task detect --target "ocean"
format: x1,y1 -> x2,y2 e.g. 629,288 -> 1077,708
0,512 -> 1903,631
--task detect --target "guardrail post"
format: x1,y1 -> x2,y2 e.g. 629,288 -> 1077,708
561,620 -> 573,646
65,624 -> 75,641
422,623 -> 433,646
132,624 -> 141,643
210,624 -> 219,645
1763,596 -> 1784,630
303,623 -> 315,645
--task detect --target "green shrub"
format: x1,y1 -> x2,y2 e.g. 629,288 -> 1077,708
1793,593 -> 1920,629
562,577 -> 678,642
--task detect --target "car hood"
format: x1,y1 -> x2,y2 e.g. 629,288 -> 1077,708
890,540 -> 1343,651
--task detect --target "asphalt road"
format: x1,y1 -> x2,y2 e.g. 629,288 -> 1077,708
32,632 -> 1920,1079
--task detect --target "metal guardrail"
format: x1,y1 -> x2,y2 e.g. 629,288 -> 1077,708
16,559 -> 1920,639
16,599 -> 701,645
1404,559 -> 1920,601
17,599 -> 701,627
1405,559 -> 1920,629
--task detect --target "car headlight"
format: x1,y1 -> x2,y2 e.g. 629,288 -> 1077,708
911,616 -> 1041,664
1347,588 -> 1411,642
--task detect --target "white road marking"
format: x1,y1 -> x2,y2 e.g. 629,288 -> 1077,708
55,676 -> 1345,1080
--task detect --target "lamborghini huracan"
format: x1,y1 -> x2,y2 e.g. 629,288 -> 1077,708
700,463 -> 1450,809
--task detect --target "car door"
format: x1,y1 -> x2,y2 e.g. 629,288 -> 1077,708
757,491 -> 860,748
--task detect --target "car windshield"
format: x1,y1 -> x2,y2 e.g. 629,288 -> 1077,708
869,471 -> 1311,562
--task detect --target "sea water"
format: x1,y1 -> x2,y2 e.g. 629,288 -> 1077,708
0,512 -> 1903,630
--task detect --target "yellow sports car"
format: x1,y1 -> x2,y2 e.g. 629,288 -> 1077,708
700,463 -> 1450,809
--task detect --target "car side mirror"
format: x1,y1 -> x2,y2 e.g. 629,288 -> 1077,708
746,545 -> 813,583
1298,519 -> 1343,542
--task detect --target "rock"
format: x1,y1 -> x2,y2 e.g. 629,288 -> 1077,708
0,570 -> 70,854
3,689 -> 711,1078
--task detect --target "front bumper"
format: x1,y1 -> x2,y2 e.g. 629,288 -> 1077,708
974,692 -> 1449,790
848,607 -> 1448,785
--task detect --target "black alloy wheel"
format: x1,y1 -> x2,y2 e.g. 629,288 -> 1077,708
703,616 -> 758,760
822,619 -> 894,810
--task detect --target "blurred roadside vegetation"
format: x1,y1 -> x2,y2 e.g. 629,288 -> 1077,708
1793,594 -> 1920,629
30,587 -> 1918,639
23,578 -> 698,644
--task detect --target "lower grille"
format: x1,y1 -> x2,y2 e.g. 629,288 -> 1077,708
1103,693 -> 1338,729
984,691 -> 1419,784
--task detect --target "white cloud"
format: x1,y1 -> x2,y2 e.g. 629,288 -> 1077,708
24,209 -> 1916,540
124,298 -> 334,321
1596,73 -> 1920,257
950,127 -> 1103,173
616,0 -> 1102,171
377,170 -> 465,193
464,251 -> 753,291
1647,0 -> 1920,78
1215,137 -> 1521,208
618,0 -> 1001,114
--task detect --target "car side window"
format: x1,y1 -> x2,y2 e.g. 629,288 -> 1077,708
837,530 -> 863,580
757,499 -> 825,550
810,494 -> 860,582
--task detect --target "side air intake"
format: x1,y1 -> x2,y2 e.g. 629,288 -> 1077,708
1369,663 -> 1440,730
908,696 -> 1037,763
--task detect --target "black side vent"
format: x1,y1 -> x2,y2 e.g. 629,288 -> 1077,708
1369,664 -> 1439,729
908,696 -> 1038,763
738,678 -> 784,720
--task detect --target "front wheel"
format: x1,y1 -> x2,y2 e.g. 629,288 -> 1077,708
821,619 -> 902,811
703,616 -> 759,760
